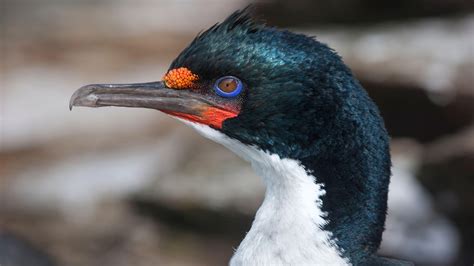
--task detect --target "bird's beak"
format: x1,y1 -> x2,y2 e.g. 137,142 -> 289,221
69,81 -> 237,129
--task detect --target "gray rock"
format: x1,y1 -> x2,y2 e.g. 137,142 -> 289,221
420,126 -> 474,265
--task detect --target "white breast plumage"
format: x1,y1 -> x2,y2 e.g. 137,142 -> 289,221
180,120 -> 350,266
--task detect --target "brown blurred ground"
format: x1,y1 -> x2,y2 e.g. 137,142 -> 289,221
1,1 -> 473,265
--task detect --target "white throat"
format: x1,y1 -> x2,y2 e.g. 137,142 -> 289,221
181,121 -> 349,266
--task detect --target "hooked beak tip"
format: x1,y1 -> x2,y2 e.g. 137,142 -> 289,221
69,84 -> 100,110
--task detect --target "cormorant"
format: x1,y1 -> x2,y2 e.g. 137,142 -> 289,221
70,9 -> 411,266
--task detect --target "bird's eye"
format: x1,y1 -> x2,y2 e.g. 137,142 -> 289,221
214,76 -> 243,98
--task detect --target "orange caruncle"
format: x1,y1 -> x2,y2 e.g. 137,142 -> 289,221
163,67 -> 199,89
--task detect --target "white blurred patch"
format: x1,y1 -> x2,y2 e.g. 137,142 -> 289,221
3,130 -> 190,222
381,152 -> 460,264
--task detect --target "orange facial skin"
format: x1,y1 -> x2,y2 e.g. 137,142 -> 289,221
163,67 -> 199,89
163,107 -> 238,129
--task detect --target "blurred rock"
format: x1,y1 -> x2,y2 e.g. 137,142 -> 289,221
311,15 -> 474,142
0,232 -> 56,266
1,201 -> 233,266
380,140 -> 459,264
419,126 -> 474,265
1,127 -> 195,220
3,0 -> 247,68
257,0 -> 474,25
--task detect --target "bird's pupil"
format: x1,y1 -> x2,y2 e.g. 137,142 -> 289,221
218,78 -> 237,93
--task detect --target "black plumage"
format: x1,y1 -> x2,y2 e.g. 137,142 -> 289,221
171,9 -> 392,265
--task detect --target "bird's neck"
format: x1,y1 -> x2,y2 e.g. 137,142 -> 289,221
230,153 -> 349,266
182,122 -> 349,265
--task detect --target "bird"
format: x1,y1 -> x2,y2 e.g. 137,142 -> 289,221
70,8 -> 412,266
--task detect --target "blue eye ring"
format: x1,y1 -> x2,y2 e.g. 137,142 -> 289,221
213,76 -> 243,98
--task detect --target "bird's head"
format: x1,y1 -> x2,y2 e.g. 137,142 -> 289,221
70,10 -> 351,156
70,9 -> 391,263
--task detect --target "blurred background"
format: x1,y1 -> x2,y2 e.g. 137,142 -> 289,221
1,0 -> 473,265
